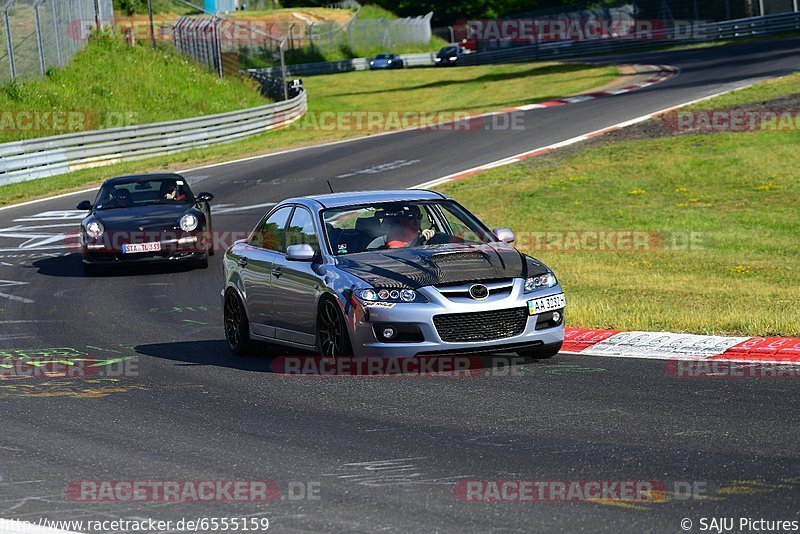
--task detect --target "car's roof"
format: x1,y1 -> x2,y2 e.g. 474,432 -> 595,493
301,190 -> 448,209
103,173 -> 184,185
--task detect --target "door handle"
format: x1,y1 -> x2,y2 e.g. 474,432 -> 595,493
272,267 -> 283,278
238,257 -> 248,267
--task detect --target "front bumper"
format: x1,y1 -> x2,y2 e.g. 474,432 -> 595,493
82,234 -> 207,264
346,279 -> 565,358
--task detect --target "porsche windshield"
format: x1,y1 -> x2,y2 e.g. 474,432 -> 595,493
322,201 -> 496,256
94,178 -> 194,210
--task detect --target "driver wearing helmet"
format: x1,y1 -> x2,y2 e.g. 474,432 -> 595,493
386,205 -> 435,249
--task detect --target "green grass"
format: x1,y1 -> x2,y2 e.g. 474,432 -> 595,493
438,75 -> 800,337
0,61 -> 618,207
689,72 -> 800,110
357,4 -> 399,20
0,35 -> 266,143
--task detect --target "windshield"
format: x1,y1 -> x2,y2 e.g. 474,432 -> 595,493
440,46 -> 459,55
322,200 -> 496,256
94,178 -> 194,210
375,54 -> 392,59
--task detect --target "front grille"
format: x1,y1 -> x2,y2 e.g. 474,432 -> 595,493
433,308 -> 528,343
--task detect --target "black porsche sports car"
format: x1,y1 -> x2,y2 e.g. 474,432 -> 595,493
76,173 -> 214,274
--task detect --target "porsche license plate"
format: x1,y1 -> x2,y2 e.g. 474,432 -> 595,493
527,293 -> 566,316
122,242 -> 162,254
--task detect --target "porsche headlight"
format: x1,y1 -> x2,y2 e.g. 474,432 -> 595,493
524,273 -> 558,293
355,288 -> 427,304
180,214 -> 199,232
85,221 -> 104,239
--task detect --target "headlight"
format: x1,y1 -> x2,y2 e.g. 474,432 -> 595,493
85,221 -> 104,239
524,273 -> 558,293
355,288 -> 427,304
180,214 -> 199,232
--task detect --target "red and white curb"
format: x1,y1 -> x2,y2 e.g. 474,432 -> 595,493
563,328 -> 800,364
506,64 -> 679,112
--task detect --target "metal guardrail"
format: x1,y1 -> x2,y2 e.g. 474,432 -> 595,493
0,91 -> 308,186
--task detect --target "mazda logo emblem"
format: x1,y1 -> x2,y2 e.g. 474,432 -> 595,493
469,284 -> 489,300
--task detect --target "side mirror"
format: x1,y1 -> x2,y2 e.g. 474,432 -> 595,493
493,227 -> 515,244
196,192 -> 214,203
76,200 -> 92,211
286,244 -> 316,262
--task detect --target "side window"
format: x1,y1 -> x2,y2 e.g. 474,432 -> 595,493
286,208 -> 319,253
249,207 -> 292,251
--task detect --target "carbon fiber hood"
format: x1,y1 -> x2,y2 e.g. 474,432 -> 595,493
335,243 -> 549,289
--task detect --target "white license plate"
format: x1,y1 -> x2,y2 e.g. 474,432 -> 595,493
122,242 -> 162,254
527,293 -> 566,316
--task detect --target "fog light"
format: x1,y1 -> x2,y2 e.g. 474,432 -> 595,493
553,311 -> 561,323
382,327 -> 397,340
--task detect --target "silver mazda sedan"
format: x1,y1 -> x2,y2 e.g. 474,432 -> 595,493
222,190 -> 565,358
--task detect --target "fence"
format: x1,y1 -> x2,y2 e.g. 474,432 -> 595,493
0,0 -> 113,83
171,9 -> 434,78
0,89 -> 307,186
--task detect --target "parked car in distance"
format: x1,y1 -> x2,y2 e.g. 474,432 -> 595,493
370,53 -> 405,70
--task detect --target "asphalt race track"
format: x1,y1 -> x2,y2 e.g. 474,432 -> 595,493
1,40 -> 799,533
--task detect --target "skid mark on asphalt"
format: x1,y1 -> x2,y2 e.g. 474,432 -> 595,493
323,458 -> 473,487
517,362 -> 607,376
335,159 -> 420,179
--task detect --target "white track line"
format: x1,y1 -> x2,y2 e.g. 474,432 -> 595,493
412,77 -> 770,190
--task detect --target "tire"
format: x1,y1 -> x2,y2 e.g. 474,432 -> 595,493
316,297 -> 353,358
196,254 -> 209,269
517,342 -> 562,360
224,290 -> 252,356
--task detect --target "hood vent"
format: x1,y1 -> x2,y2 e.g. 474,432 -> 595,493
431,251 -> 486,263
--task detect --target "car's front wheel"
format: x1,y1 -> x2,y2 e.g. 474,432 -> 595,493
224,290 -> 251,356
316,297 -> 353,358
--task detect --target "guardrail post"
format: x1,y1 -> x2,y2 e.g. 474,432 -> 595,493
33,0 -> 47,75
1,0 -> 15,80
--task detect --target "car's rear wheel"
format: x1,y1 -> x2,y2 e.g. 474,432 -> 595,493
316,297 -> 353,358
224,290 -> 251,356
